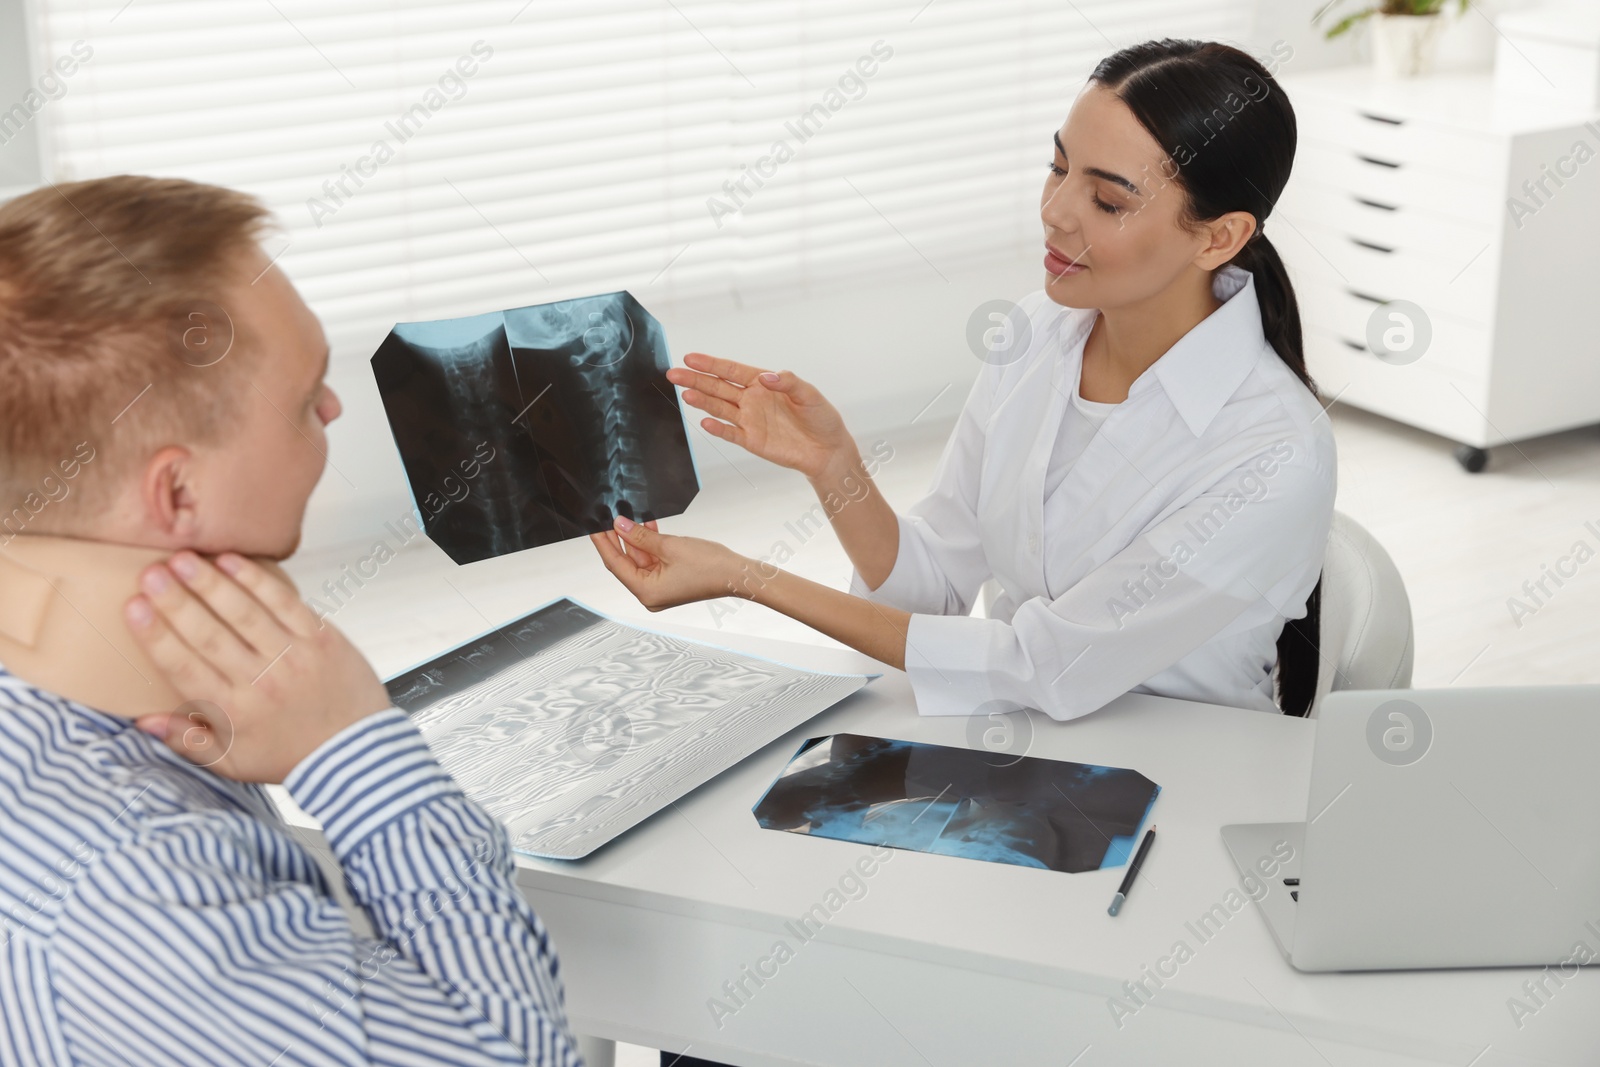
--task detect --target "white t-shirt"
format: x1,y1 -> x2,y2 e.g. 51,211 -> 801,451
1044,356 -> 1119,502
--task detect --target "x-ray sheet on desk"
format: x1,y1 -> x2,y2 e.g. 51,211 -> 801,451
384,597 -> 874,860
753,735 -> 1159,874
371,291 -> 700,565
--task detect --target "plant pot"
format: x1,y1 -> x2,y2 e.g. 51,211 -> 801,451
1372,12 -> 1445,78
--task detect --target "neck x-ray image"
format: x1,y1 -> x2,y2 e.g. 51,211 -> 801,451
371,291 -> 700,564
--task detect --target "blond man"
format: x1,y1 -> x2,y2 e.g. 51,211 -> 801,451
0,176 -> 582,1066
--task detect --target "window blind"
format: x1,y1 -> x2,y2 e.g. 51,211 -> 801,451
29,0 -> 1253,354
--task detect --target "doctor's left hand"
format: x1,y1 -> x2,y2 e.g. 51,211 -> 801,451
591,516 -> 749,611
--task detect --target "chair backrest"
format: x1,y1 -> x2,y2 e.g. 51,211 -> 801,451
1306,510 -> 1414,716
973,510 -> 1415,717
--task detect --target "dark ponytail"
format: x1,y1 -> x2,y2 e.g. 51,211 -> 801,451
1232,234 -> 1314,396
1090,39 -> 1322,715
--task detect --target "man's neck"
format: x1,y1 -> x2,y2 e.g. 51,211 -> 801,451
0,533 -> 293,718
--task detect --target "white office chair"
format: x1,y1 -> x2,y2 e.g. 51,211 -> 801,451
1307,510 -> 1414,716
971,510 -> 1414,717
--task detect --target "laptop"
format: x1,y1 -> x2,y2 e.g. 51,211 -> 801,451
1221,687 -> 1600,971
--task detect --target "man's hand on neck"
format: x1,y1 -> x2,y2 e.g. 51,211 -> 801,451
124,550 -> 391,784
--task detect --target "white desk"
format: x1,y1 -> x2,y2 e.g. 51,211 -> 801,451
274,623 -> 1600,1067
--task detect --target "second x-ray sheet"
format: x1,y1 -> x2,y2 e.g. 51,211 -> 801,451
752,735 -> 1160,874
371,291 -> 700,564
384,597 -> 873,860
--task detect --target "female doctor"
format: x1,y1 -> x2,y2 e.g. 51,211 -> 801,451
592,37 -> 1335,722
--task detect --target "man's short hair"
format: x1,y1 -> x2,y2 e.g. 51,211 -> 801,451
0,175 -> 273,521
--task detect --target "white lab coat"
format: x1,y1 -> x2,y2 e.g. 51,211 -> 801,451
849,266 -> 1336,720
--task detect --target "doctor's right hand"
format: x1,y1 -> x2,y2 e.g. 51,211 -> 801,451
668,352 -> 854,480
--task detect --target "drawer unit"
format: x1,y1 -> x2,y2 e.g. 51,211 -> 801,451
1276,69 -> 1600,469
1302,330 -> 1490,446
1273,211 -> 1496,324
1292,93 -> 1510,179
1297,282 -> 1492,381
1293,139 -> 1506,225
1276,177 -> 1498,272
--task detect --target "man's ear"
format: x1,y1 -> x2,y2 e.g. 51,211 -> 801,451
140,445 -> 202,541
1193,210 -> 1257,271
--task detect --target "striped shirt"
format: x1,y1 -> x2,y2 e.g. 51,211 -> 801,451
0,664 -> 583,1066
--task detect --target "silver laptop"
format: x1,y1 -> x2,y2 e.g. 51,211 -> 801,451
1221,687 -> 1600,971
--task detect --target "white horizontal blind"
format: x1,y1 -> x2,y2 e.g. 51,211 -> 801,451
31,0 -> 1252,355
725,0 -> 1251,295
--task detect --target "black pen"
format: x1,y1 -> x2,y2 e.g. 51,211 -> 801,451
1107,825 -> 1156,917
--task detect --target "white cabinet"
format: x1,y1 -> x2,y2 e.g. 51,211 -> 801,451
1275,69 -> 1600,470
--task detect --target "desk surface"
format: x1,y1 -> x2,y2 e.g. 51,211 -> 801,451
272,621 -> 1600,1066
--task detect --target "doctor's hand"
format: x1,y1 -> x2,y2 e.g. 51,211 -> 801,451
668,352 -> 853,480
123,552 -> 393,784
591,515 -> 752,611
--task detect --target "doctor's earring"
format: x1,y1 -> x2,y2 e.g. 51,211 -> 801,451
966,300 -> 1032,367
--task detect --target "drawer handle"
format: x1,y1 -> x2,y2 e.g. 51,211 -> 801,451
1358,110 -> 1404,126
1341,338 -> 1368,353
1356,154 -> 1402,169
1354,196 -> 1399,212
1346,289 -> 1386,304
1349,237 -> 1396,254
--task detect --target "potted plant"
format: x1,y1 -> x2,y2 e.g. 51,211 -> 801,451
1316,0 -> 1469,78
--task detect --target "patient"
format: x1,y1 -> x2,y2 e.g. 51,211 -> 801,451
0,176 -> 583,1065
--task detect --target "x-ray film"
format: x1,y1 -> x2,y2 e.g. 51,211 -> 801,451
384,597 -> 874,860
371,291 -> 700,564
753,735 -> 1160,874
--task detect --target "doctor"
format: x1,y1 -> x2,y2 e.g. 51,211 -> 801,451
593,37 -> 1335,725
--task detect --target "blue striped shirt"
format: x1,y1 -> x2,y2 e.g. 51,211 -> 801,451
0,664 -> 583,1066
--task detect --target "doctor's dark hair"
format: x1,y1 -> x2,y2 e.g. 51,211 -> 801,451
1090,39 -> 1322,716
1088,38 -> 1315,398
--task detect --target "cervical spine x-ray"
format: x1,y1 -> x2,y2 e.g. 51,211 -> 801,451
371,291 -> 700,564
